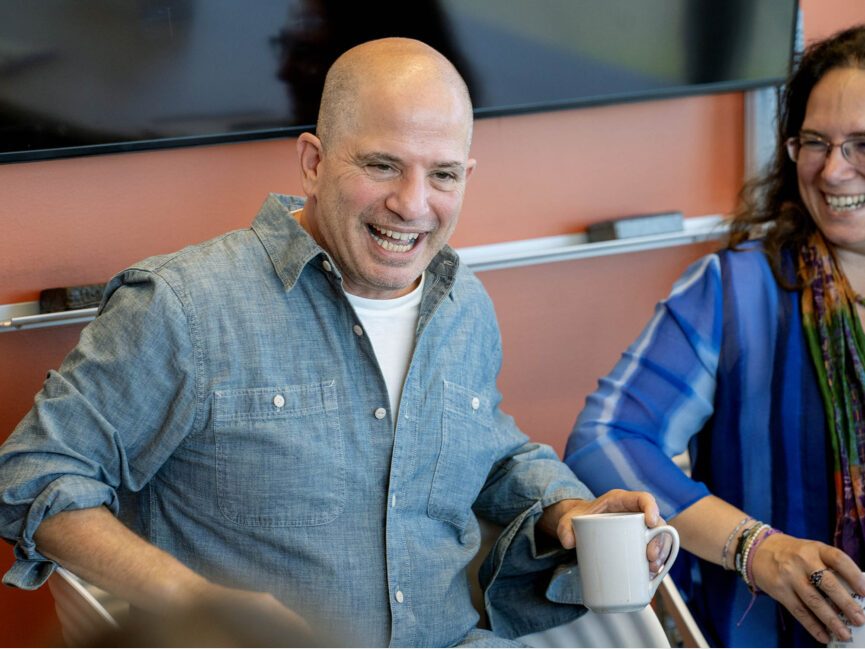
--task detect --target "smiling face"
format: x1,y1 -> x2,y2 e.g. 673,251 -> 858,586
798,66 -> 865,257
297,41 -> 475,299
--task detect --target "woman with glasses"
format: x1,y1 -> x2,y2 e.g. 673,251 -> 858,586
565,25 -> 865,647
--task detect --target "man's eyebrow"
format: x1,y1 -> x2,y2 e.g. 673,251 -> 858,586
357,152 -> 402,165
435,161 -> 467,172
357,152 -> 466,171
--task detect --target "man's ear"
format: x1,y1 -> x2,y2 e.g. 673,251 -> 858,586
465,158 -> 477,182
297,132 -> 323,196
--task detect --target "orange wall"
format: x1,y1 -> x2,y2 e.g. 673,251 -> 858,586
0,2 -> 861,645
802,0 -> 864,40
485,0 -> 864,453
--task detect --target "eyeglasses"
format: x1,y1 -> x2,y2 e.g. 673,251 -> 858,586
786,134 -> 865,170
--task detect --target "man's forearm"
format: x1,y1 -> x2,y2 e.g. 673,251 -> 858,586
34,505 -> 210,613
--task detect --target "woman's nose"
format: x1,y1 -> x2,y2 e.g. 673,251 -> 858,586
821,144 -> 858,182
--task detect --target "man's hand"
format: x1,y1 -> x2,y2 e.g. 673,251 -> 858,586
189,581 -> 312,636
539,489 -> 670,573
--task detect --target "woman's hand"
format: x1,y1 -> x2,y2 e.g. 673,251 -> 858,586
751,532 -> 865,644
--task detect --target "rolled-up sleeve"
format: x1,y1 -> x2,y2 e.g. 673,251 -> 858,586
0,267 -> 199,589
480,498 -> 587,640
475,434 -> 594,526
564,254 -> 724,520
473,409 -> 594,638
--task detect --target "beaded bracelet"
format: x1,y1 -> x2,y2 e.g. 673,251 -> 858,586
735,522 -> 771,577
721,516 -> 752,571
740,523 -> 771,589
735,524 -> 781,627
744,526 -> 779,593
734,523 -> 761,575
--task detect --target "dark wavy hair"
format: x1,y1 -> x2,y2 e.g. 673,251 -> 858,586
728,24 -> 865,286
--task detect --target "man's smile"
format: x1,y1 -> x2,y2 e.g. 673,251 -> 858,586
368,224 -> 422,252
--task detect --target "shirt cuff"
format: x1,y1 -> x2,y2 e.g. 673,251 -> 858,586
480,496 -> 588,639
3,475 -> 118,589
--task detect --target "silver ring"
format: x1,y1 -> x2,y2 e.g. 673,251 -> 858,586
809,568 -> 826,589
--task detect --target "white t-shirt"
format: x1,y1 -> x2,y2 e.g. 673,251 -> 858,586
345,274 -> 424,422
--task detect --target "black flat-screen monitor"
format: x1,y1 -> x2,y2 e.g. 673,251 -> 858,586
0,0 -> 799,163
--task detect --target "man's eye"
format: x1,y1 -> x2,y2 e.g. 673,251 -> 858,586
433,171 -> 458,182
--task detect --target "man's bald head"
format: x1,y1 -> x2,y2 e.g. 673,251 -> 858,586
316,38 -> 473,151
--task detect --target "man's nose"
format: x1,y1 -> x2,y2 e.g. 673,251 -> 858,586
387,172 -> 428,220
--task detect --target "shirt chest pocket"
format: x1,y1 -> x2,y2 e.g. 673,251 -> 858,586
428,380 -> 498,531
212,381 -> 344,527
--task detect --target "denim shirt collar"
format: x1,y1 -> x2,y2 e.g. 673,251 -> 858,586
250,193 -> 461,309
250,194 -> 323,293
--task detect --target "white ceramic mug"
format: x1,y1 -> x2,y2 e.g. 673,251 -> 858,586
571,512 -> 680,613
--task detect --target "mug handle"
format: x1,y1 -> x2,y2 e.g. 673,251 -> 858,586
646,524 -> 680,593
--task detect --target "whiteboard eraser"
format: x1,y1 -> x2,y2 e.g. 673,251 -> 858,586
586,211 -> 684,242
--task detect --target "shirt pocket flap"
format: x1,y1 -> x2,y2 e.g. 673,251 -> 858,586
442,379 -> 494,425
214,380 -> 337,422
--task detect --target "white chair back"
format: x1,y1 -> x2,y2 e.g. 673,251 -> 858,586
472,517 -> 709,648
518,605 -> 671,647
518,575 -> 710,648
47,566 -> 121,647
657,574 -> 709,648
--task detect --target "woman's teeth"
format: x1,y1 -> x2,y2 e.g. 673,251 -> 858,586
826,193 -> 865,211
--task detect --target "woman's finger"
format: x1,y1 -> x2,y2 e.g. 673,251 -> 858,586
790,570 -> 853,643
776,588 -> 834,645
810,568 -> 865,629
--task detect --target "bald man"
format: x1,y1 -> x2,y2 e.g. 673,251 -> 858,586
0,39 -> 662,646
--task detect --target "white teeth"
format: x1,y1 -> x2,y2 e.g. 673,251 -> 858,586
369,225 -> 420,252
371,225 -> 419,242
825,193 -> 865,211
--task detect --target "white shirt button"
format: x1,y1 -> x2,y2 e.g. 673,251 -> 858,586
322,260 -> 332,272
353,324 -> 364,336
391,494 -> 396,508
471,397 -> 480,410
395,590 -> 404,603
374,407 -> 387,420
273,394 -> 285,408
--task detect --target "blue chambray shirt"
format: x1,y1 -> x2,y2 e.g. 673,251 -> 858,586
0,194 -> 591,646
